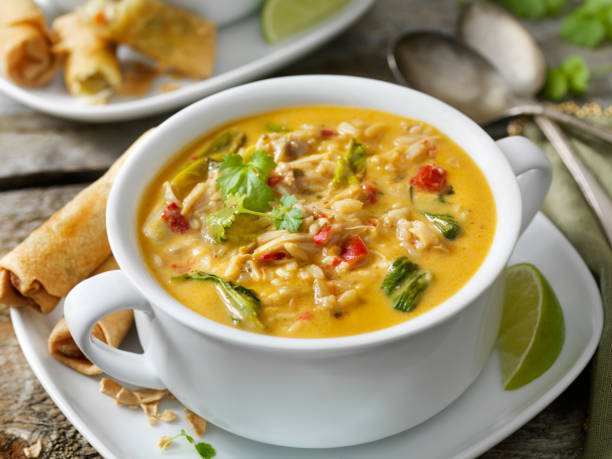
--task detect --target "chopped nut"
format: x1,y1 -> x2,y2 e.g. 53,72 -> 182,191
158,435 -> 171,449
99,378 -> 122,398
158,409 -> 178,423
134,388 -> 168,405
148,416 -> 158,426
141,402 -> 159,417
185,411 -> 208,436
23,439 -> 42,458
115,387 -> 139,406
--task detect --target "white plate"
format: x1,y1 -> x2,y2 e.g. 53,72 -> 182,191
0,0 -> 373,122
11,213 -> 603,459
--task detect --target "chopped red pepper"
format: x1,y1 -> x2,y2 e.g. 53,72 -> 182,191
161,203 -> 190,234
362,183 -> 378,204
258,251 -> 286,262
297,311 -> 313,320
340,236 -> 368,266
313,225 -> 333,245
321,129 -> 337,138
171,264 -> 191,274
331,257 -> 342,267
94,10 -> 107,25
410,164 -> 447,192
267,174 -> 283,186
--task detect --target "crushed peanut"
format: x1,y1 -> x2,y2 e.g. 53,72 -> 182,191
185,409 -> 207,436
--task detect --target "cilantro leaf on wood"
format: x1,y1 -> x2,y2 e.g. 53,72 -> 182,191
217,151 -> 276,212
541,55 -> 590,101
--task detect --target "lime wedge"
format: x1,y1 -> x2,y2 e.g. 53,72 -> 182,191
497,263 -> 565,391
261,0 -> 351,43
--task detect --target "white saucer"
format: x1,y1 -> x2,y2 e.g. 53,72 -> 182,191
0,0 -> 373,122
11,213 -> 603,459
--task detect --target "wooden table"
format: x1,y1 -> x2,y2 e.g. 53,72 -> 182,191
0,0 -> 600,457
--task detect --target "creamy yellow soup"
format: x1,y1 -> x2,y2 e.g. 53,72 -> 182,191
138,106 -> 496,338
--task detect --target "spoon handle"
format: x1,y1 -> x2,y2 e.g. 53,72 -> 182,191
535,116 -> 612,247
509,103 -> 612,144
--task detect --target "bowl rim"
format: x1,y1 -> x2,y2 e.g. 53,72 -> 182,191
107,75 -> 521,353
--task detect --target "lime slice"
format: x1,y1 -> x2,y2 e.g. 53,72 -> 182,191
498,263 -> 565,391
261,0 -> 351,43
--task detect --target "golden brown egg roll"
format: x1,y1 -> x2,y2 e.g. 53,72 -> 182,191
0,130 -> 152,314
0,0 -> 58,87
48,256 -> 134,375
53,13 -> 121,103
81,0 -> 216,79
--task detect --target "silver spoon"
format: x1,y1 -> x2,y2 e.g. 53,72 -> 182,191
388,31 -> 612,144
457,2 -> 612,246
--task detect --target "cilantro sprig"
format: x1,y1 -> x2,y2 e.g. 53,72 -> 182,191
497,0 -> 566,20
541,55 -> 590,101
160,429 -> 215,458
560,0 -> 612,47
208,150 -> 303,242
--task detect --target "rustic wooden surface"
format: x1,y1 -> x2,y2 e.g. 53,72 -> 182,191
0,0 -> 604,457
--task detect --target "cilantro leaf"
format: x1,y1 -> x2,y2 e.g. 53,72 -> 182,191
217,151 -> 276,212
499,0 -> 565,20
206,207 -> 238,242
195,442 -> 216,459
270,195 -> 303,232
541,55 -> 590,101
266,122 -> 290,132
560,14 -> 606,47
160,429 -> 216,458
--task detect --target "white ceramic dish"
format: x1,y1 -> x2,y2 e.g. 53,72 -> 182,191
63,75 -> 551,448
0,0 -> 373,122
46,0 -> 262,26
11,213 -> 603,458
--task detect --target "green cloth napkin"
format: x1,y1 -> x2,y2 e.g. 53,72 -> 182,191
522,119 -> 612,458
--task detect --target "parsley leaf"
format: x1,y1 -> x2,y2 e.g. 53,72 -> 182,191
270,195 -> 303,232
217,151 -> 275,212
541,55 -> 590,101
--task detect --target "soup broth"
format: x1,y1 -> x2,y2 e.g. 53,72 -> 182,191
138,106 -> 496,338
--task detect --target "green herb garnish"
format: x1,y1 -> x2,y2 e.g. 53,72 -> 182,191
217,150 -> 276,212
393,271 -> 432,312
160,429 -> 216,458
332,138 -> 367,186
266,122 -> 290,132
423,212 -> 461,240
173,272 -> 263,331
497,0 -> 566,20
541,55 -> 590,101
560,0 -> 612,47
207,194 -> 303,242
381,256 -> 419,295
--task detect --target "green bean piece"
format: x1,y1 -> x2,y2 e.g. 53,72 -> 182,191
393,271 -> 432,312
423,212 -> 461,240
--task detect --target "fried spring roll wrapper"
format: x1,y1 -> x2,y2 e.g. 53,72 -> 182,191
0,130 -> 152,313
53,13 -> 121,102
48,257 -> 134,375
0,0 -> 58,87
81,0 -> 216,79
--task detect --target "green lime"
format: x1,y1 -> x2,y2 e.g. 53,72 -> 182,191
497,263 -> 565,391
261,0 -> 351,43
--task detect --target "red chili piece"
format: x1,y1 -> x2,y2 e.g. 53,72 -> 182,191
340,236 -> 368,266
267,174 -> 283,186
258,251 -> 286,262
410,164 -> 447,192
161,203 -> 190,234
313,225 -> 333,245
321,129 -> 337,138
297,311 -> 314,320
362,183 -> 378,204
331,257 -> 342,267
171,264 -> 191,274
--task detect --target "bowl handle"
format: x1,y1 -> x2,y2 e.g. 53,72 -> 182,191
64,270 -> 165,389
496,136 -> 552,234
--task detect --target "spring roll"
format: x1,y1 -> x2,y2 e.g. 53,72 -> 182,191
53,13 -> 121,103
48,256 -> 134,375
81,0 -> 216,79
0,130 -> 152,314
0,0 -> 58,87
